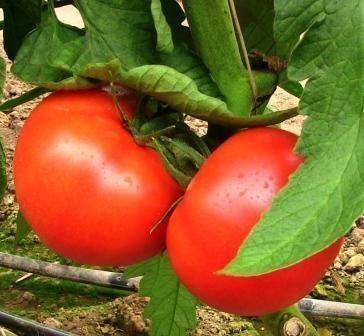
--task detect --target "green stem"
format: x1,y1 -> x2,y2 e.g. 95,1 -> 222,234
182,0 -> 252,116
47,0 -> 57,17
254,71 -> 278,98
228,0 -> 257,99
261,306 -> 319,336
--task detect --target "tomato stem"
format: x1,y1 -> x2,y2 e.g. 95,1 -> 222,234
261,305 -> 319,336
228,0 -> 258,100
182,0 -> 252,116
110,83 -> 133,130
47,0 -> 56,17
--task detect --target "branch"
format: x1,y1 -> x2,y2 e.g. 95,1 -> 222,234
0,253 -> 138,292
0,310 -> 70,336
299,298 -> 364,320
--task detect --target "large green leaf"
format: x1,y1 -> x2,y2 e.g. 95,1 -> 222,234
236,0 -> 276,55
11,10 -> 93,89
221,0 -> 364,276
11,0 -> 277,126
0,0 -> 42,60
0,136 -> 6,200
124,254 -> 198,336
72,0 -> 156,77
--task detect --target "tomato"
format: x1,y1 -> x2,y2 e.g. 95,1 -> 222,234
167,127 -> 342,316
14,89 -> 182,266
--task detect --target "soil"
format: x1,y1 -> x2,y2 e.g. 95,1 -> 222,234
0,25 -> 363,336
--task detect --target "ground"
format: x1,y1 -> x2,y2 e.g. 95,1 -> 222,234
0,8 -> 363,336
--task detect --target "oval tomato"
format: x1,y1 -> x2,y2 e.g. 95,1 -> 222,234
167,127 -> 342,316
14,89 -> 181,266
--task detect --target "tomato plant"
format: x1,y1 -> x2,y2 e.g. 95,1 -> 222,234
14,89 -> 182,266
0,0 -> 362,335
167,127 -> 343,316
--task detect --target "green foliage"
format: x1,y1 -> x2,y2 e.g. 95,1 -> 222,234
0,136 -> 6,200
222,0 -> 364,276
15,212 -> 31,244
0,0 -> 42,60
9,0 -> 277,126
124,253 -> 198,336
11,8 -> 93,89
151,0 -> 174,53
236,0 -> 275,56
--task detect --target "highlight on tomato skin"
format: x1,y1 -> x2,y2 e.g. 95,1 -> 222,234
13,89 -> 182,267
167,127 -> 343,317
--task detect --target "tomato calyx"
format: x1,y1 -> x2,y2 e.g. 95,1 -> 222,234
110,86 -> 210,188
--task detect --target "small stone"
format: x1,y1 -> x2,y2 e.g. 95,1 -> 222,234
333,261 -> 342,270
340,249 -> 357,263
357,239 -> 364,253
344,254 -> 364,271
2,194 -> 14,206
351,228 -> 364,243
43,318 -> 62,329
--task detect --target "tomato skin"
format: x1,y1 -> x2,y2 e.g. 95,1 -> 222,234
14,90 -> 181,266
167,127 -> 343,316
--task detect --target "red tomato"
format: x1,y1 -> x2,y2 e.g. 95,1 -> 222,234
167,127 -> 342,316
14,90 -> 181,266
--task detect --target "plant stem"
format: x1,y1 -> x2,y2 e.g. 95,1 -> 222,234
261,306 -> 319,336
182,0 -> 252,116
228,0 -> 257,100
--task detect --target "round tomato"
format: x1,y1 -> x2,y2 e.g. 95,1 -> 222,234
167,127 -> 342,316
14,89 -> 181,266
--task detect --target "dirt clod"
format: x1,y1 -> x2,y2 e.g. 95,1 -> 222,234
16,291 -> 38,307
345,254 -> 364,272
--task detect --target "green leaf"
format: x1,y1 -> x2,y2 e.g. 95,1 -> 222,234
221,0 -> 364,276
15,212 -> 31,244
0,87 -> 49,112
151,0 -> 174,53
279,80 -> 303,98
0,136 -> 6,200
274,0 -> 325,58
72,0 -> 156,78
0,0 -> 42,60
124,254 -> 198,336
123,65 -> 279,127
11,9 -> 93,90
236,0 -> 276,55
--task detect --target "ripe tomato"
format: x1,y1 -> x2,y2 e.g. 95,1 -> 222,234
14,89 -> 181,266
167,127 -> 342,316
